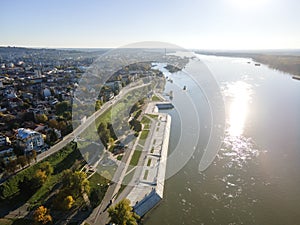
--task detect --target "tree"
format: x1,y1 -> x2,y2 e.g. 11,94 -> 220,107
32,169 -> 47,189
62,170 -> 90,198
36,114 -> 48,123
129,119 -> 141,132
130,103 -> 140,114
108,199 -> 139,225
39,162 -> 53,176
47,129 -> 58,144
62,195 -> 75,210
108,138 -> 115,150
33,206 -> 52,224
97,123 -> 110,149
48,119 -> 59,129
95,100 -> 102,111
6,159 -> 17,173
32,150 -> 37,162
63,111 -> 72,120
55,101 -> 71,115
58,120 -> 67,131
17,155 -> 27,168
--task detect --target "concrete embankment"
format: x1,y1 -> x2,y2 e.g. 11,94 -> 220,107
126,108 -> 172,217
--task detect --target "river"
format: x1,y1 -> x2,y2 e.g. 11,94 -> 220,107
144,54 -> 300,225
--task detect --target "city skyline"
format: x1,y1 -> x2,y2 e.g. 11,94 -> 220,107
1,0 -> 300,50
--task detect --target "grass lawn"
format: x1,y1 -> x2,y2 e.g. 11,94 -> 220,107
83,88 -> 146,142
140,130 -> 149,140
130,150 -> 142,166
147,159 -> 152,166
141,116 -> 150,124
88,172 -> 109,208
29,147 -> 84,207
147,114 -> 159,119
0,218 -> 34,225
151,147 -> 154,154
151,95 -> 162,101
0,142 -> 80,202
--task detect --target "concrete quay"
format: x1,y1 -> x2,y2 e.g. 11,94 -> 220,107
126,106 -> 172,217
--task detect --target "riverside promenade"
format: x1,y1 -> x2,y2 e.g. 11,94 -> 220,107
125,102 -> 172,217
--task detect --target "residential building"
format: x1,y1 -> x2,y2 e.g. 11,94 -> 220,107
16,128 -> 44,153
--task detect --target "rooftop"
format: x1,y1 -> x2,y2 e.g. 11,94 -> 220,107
17,128 -> 41,139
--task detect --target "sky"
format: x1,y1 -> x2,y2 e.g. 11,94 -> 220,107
1,0 -> 299,50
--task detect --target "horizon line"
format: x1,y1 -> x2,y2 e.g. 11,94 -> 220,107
1,45 -> 300,52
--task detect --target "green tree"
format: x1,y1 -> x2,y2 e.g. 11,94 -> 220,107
32,150 -> 37,162
97,123 -> 110,149
58,120 -> 67,130
48,119 -> 59,129
62,170 -> 90,198
55,101 -> 71,115
47,129 -> 58,144
39,162 -> 53,176
36,114 -> 48,123
33,205 -> 52,224
108,199 -> 139,225
61,195 -> 75,210
108,138 -> 115,150
17,155 -> 27,168
95,100 -> 102,111
63,111 -> 72,120
6,159 -> 18,173
32,169 -> 47,189
130,103 -> 140,114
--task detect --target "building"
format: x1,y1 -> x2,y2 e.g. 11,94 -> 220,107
0,135 -> 11,146
16,128 -> 44,153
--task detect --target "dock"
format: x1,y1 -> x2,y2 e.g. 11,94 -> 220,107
145,101 -> 174,114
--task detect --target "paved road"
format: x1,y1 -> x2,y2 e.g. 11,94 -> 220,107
87,113 -> 159,225
37,82 -> 150,163
115,115 -> 157,203
86,131 -> 140,225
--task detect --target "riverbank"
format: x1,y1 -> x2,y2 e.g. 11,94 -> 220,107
197,51 -> 300,76
125,103 -> 172,217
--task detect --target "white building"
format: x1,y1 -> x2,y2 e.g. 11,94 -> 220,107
17,128 -> 44,153
42,88 -> 51,98
0,135 -> 11,146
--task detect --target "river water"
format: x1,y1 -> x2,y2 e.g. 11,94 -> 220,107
144,54 -> 300,225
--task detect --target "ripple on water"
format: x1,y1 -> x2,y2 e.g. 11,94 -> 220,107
196,131 -> 266,225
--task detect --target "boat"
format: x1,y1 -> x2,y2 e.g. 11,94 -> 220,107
292,75 -> 300,81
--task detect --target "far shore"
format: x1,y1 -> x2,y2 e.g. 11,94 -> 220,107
196,50 -> 300,76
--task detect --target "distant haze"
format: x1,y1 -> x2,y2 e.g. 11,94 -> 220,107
1,0 -> 299,50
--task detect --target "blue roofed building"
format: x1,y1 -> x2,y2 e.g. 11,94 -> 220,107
16,128 -> 44,153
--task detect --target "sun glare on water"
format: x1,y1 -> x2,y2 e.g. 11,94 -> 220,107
223,81 -> 253,137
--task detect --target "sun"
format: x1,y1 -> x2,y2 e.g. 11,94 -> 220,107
228,0 -> 270,10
